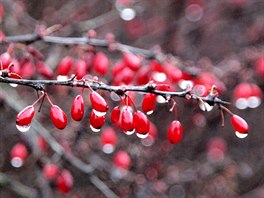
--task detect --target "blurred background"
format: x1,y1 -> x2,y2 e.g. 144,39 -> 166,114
0,0 -> 264,197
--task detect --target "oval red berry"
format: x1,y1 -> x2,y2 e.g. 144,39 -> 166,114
167,120 -> 183,144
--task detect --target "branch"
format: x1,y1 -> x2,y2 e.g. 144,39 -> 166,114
2,33 -> 156,59
0,172 -> 38,198
0,77 -> 230,106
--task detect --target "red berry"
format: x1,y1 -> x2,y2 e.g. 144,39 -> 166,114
56,56 -> 73,76
90,91 -> 108,115
101,127 -> 117,146
0,52 -> 12,69
74,59 -> 87,80
111,106 -> 120,123
121,108 -> 134,134
167,120 -> 183,144
123,53 -> 141,71
93,52 -> 109,75
55,169 -> 74,194
90,110 -> 105,132
142,93 -> 157,115
37,136 -> 48,152
136,66 -> 151,85
43,164 -> 60,180
50,105 -> 68,129
231,115 -> 248,134
113,67 -> 134,85
164,62 -> 183,83
10,143 -> 28,161
256,55 -> 264,77
133,111 -> 150,135
10,143 -> 28,167
16,105 -> 35,131
20,61 -> 36,79
112,61 -> 125,77
37,61 -> 53,79
71,95 -> 84,121
114,151 -> 131,169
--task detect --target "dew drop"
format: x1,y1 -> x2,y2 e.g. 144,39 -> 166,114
120,8 -> 136,21
56,75 -> 68,81
136,133 -> 149,139
90,125 -> 101,132
93,109 -> 106,117
235,98 -> 248,109
153,72 -> 167,82
102,144 -> 115,154
178,80 -> 193,90
11,157 -> 23,168
9,83 -> 18,88
235,131 -> 248,139
146,110 -> 154,115
16,124 -> 31,132
248,96 -> 261,108
141,135 -> 155,147
124,129 -> 135,135
156,95 -> 167,104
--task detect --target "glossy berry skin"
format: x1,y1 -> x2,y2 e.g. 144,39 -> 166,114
10,143 -> 28,161
16,105 -> 35,126
71,95 -> 84,121
93,52 -> 109,75
43,164 -> 60,180
142,93 -> 157,114
74,59 -> 87,80
121,108 -> 134,132
133,111 -> 150,134
123,53 -> 141,71
90,91 -> 108,113
101,127 -> 117,146
111,106 -> 120,123
90,110 -> 105,130
167,120 -> 183,144
56,56 -> 73,76
55,169 -> 74,194
114,151 -> 131,169
50,105 -> 68,129
231,115 -> 248,134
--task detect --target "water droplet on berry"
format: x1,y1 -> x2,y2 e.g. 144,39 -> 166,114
248,96 -> 261,108
235,98 -> 248,109
156,95 -> 167,103
11,157 -> 23,168
235,131 -> 248,139
56,75 -> 68,81
9,83 -> 18,87
92,109 -> 106,117
124,129 -> 135,135
102,144 -> 115,154
146,110 -> 153,115
90,125 -> 101,132
136,133 -> 149,139
120,8 -> 136,21
178,80 -> 193,90
16,124 -> 31,132
141,135 -> 155,147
